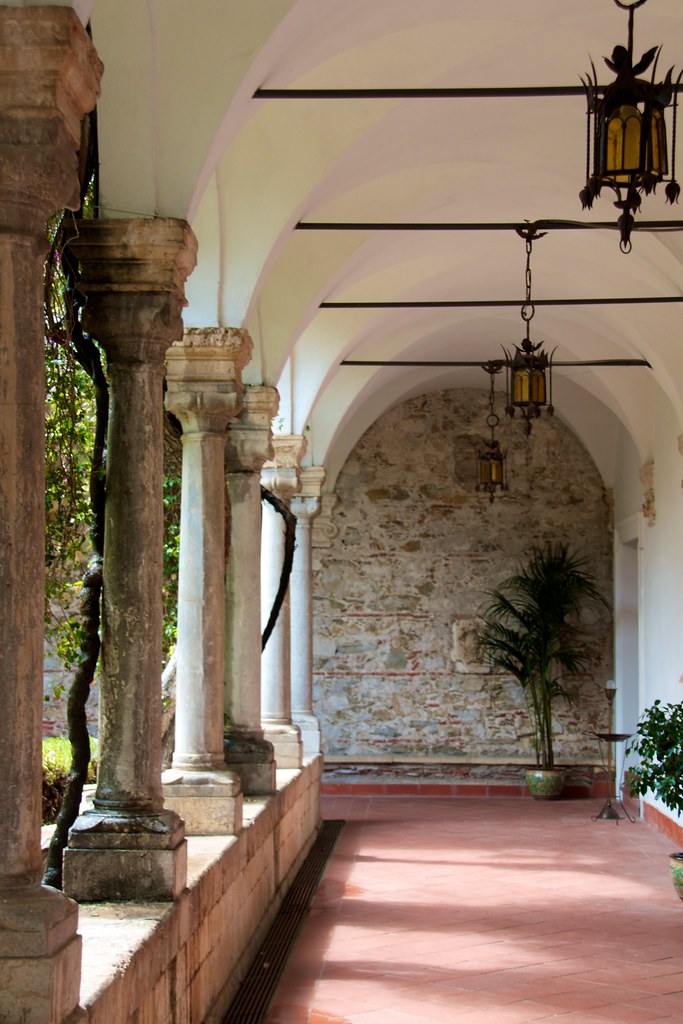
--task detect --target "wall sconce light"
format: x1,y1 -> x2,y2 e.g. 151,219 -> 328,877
504,225 -> 554,435
580,0 -> 681,253
476,362 -> 508,503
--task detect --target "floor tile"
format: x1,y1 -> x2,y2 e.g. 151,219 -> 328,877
263,794 -> 683,1024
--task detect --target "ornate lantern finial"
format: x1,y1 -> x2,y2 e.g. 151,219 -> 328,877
580,0 -> 682,252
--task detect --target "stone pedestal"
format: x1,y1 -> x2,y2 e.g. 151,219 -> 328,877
291,468 -> 325,756
260,436 -> 307,768
63,218 -> 196,901
0,8 -> 101,1021
224,386 -> 278,793
161,329 -> 251,834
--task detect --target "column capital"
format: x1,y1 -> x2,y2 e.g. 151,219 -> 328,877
291,465 -> 325,521
165,328 -> 253,433
298,466 -> 326,498
291,495 -> 321,521
0,7 -> 103,228
261,434 -> 307,502
68,217 -> 198,364
226,385 -> 280,474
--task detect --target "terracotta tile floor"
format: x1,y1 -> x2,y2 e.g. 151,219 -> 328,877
265,794 -> 683,1023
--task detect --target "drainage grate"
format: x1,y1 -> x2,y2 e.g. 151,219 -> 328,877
222,819 -> 345,1024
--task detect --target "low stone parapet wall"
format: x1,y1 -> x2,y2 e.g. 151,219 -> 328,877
74,757 -> 322,1024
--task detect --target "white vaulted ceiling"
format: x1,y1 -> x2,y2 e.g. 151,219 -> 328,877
83,0 -> 683,487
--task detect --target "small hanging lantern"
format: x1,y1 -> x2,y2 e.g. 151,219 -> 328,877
580,0 -> 682,253
504,226 -> 554,435
476,362 -> 508,504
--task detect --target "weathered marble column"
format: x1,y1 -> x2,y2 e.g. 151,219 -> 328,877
0,9 -> 101,1022
260,436 -> 306,768
224,385 -> 278,794
63,218 -> 196,902
161,329 -> 251,834
291,467 -> 326,756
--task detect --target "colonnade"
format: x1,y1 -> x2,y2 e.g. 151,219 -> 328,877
0,8 -> 323,1021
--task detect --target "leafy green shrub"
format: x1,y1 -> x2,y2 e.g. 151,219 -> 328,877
628,700 -> 683,814
42,737 -> 97,825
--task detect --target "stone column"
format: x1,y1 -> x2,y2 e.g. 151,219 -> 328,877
291,467 -> 326,756
160,329 -> 251,834
224,385 -> 278,794
260,436 -> 306,768
0,9 -> 101,1022
63,218 -> 196,902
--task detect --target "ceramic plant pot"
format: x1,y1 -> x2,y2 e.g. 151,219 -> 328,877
668,852 -> 683,901
525,768 -> 565,800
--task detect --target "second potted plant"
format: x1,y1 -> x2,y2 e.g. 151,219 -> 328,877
478,541 -> 609,798
628,699 -> 683,900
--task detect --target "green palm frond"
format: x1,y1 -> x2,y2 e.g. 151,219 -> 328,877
477,541 -> 609,769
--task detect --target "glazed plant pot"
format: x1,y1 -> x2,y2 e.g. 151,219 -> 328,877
668,853 -> 683,901
525,768 -> 565,800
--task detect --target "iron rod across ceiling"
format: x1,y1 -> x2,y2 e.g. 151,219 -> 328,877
255,85 -> 683,100
340,358 -> 651,367
297,220 -> 683,232
255,86 -> 599,99
322,297 -> 683,309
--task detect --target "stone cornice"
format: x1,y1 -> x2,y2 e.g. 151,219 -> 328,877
0,7 -> 103,144
240,385 -> 280,426
264,434 -> 307,472
0,7 -> 103,225
176,328 -> 253,375
69,218 -> 198,364
70,218 -> 198,298
225,387 -> 279,474
297,466 -> 326,499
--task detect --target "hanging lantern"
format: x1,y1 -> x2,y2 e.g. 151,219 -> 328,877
476,363 -> 508,503
580,0 -> 682,253
504,226 -> 554,435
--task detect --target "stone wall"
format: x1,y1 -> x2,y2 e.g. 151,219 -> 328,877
313,388 -> 613,766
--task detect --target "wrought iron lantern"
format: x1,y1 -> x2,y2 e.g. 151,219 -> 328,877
476,362 -> 507,503
580,0 -> 681,252
504,226 -> 554,435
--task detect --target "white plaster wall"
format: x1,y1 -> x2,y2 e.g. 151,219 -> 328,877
640,396 -> 683,714
314,388 -> 614,766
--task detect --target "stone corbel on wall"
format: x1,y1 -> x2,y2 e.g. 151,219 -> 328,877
312,494 -> 339,549
640,459 -> 656,527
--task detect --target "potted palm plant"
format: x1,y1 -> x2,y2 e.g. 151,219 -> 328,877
478,542 -> 609,798
627,700 -> 683,900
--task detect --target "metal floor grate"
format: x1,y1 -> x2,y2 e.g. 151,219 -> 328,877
222,819 -> 345,1024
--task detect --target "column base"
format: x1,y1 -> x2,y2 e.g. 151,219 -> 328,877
63,808 -> 187,902
293,712 -> 321,757
262,722 -> 303,769
0,884 -> 82,1024
224,731 -> 276,795
162,768 -> 243,834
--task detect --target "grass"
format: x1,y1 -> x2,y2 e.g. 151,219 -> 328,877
42,736 -> 97,825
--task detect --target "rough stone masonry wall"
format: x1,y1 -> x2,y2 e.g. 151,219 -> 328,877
313,388 -> 613,766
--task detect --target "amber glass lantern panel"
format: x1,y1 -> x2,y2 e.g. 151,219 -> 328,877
604,105 -> 642,183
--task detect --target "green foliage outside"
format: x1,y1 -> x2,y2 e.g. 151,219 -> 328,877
42,736 -> 97,824
44,212 -> 97,681
162,469 -> 181,662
